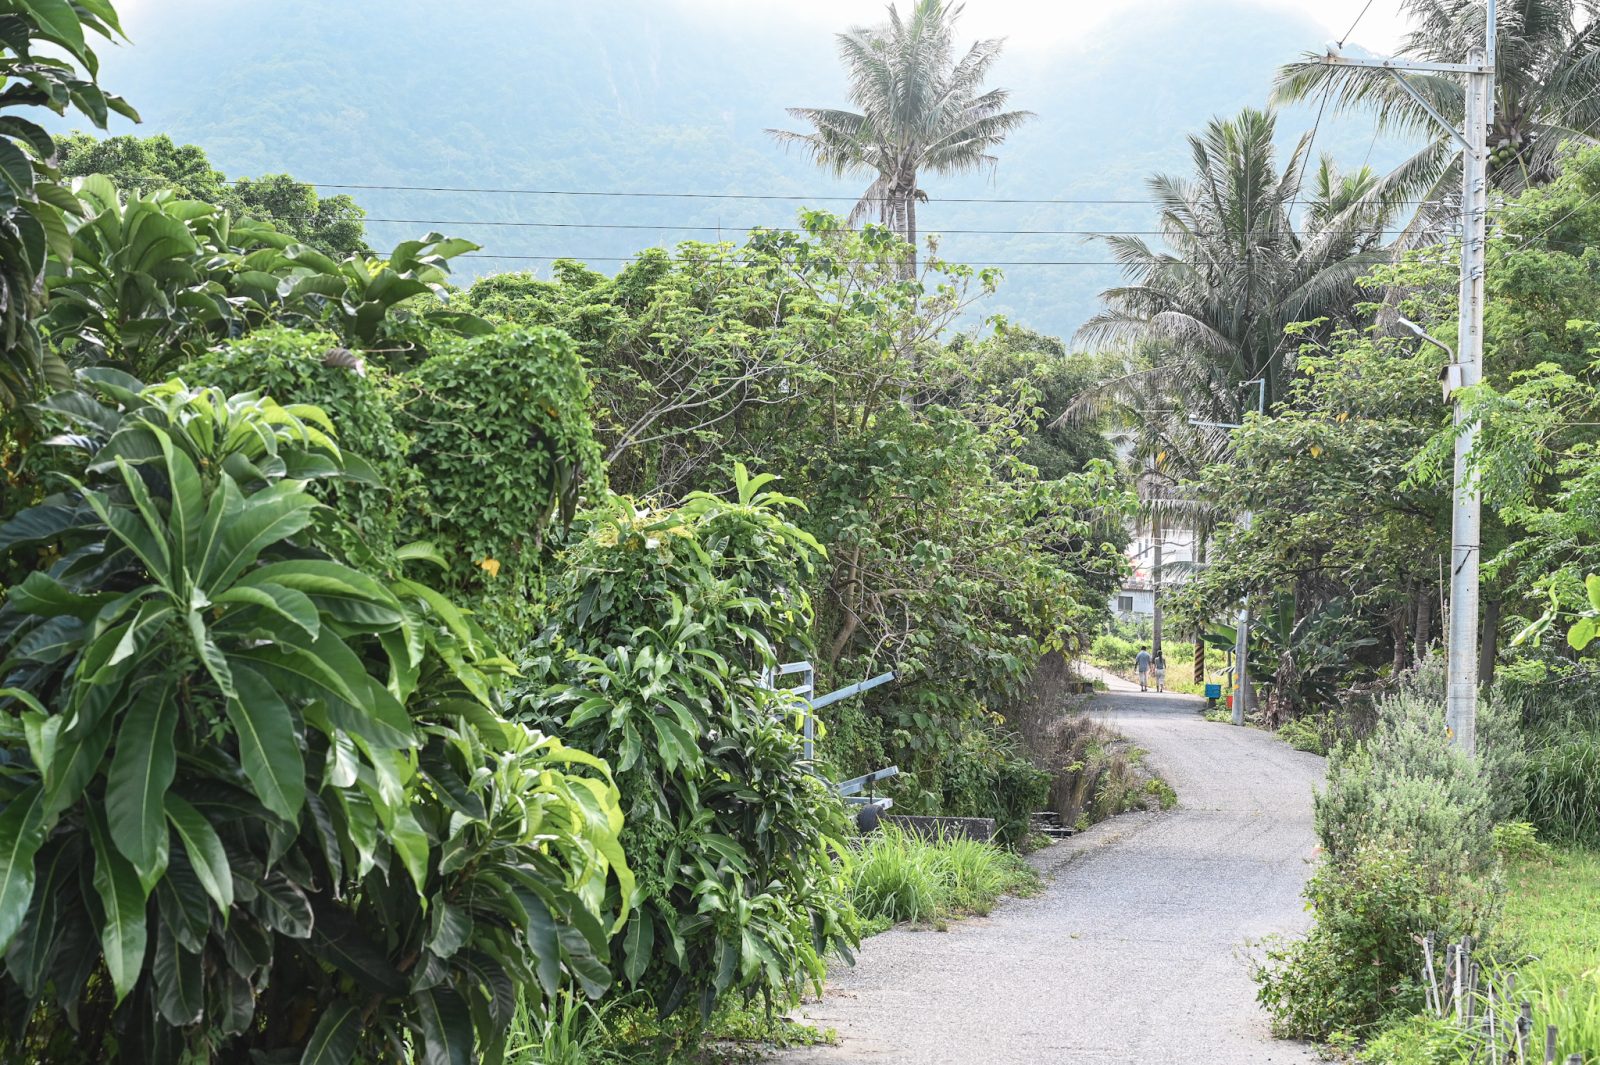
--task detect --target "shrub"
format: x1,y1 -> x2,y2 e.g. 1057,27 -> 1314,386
1315,690 -> 1497,874
1276,714 -> 1329,755
1396,657 -> 1528,826
399,324 -> 604,640
0,375 -> 629,1063
938,724 -> 1051,846
1491,820 -> 1551,864
180,325 -> 416,565
1089,632 -> 1139,663
519,467 -> 855,1024
1254,840 -> 1498,1040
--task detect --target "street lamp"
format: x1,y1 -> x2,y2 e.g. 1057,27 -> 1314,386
1397,316 -> 1464,400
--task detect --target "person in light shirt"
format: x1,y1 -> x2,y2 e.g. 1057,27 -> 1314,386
1135,647 -> 1151,692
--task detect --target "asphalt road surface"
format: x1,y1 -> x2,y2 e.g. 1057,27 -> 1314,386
777,678 -> 1326,1064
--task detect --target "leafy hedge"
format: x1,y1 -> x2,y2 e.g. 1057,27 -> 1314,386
520,467 -> 857,1022
181,326 -> 417,565
399,325 -> 605,639
0,375 -> 629,1063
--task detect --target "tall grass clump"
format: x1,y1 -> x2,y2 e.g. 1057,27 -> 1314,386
849,829 -> 946,924
1523,730 -> 1600,847
848,827 -> 1038,926
505,994 -> 619,1065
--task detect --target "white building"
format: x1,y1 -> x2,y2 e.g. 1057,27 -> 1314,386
1110,525 -> 1199,619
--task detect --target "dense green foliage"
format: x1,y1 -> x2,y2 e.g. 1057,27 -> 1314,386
180,327 -> 417,566
466,217 -> 1131,816
399,325 -> 603,630
519,469 -> 856,1020
0,0 -> 137,410
1254,841 -> 1494,1041
1256,682 -> 1507,1040
0,377 -> 629,1062
57,133 -> 369,255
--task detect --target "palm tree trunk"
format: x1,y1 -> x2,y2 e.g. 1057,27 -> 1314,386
906,179 -> 918,275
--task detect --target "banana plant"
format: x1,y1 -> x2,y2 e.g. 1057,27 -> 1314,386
0,372 -> 628,1063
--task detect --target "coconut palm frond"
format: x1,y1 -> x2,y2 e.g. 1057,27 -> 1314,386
770,0 -> 1030,260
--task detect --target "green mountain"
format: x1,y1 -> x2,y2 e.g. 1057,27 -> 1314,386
74,0 -> 1416,340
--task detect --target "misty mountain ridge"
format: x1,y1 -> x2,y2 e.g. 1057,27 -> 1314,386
67,0 -> 1418,341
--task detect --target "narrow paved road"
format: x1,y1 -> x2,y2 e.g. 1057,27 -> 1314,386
778,679 -> 1325,1064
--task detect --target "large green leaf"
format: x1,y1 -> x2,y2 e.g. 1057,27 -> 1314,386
6,572 -> 108,619
88,808 -> 148,1003
241,560 -> 405,628
0,784 -> 47,954
152,919 -> 203,1025
200,480 -> 319,591
299,1001 -> 361,1065
212,582 -> 319,642
22,0 -> 88,61
42,713 -> 112,817
164,794 -> 234,912
416,986 -> 474,1065
225,665 -> 305,822
106,676 -> 178,879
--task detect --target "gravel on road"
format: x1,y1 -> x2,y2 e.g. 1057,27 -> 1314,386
775,683 -> 1326,1064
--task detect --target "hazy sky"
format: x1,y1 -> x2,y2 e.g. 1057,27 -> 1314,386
668,0 -> 1411,55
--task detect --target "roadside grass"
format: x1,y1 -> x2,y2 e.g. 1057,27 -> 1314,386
507,993 -> 833,1065
1490,845 -> 1600,1059
1358,845 -> 1600,1064
849,825 -> 1041,928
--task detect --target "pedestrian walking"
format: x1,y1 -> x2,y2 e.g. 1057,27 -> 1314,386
1153,650 -> 1166,693
1135,646 -> 1151,692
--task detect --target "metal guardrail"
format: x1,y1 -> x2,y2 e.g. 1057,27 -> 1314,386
764,662 -> 898,809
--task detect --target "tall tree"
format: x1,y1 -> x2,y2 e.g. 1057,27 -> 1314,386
57,133 -> 369,255
768,0 -> 1031,270
1072,108 -> 1395,672
1276,0 -> 1600,223
1076,107 -> 1396,418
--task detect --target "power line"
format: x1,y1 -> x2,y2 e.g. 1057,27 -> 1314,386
357,216 -> 1421,238
1338,0 -> 1380,47
459,247 -> 1464,267
228,177 -> 1443,208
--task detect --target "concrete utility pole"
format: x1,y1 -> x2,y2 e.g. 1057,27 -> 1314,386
1191,377 -> 1263,727
1317,1 -> 1496,754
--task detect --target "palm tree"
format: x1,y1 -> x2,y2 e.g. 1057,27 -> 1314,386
769,0 -> 1032,271
1072,108 -> 1396,687
1075,107 -> 1396,417
1276,0 -> 1600,228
